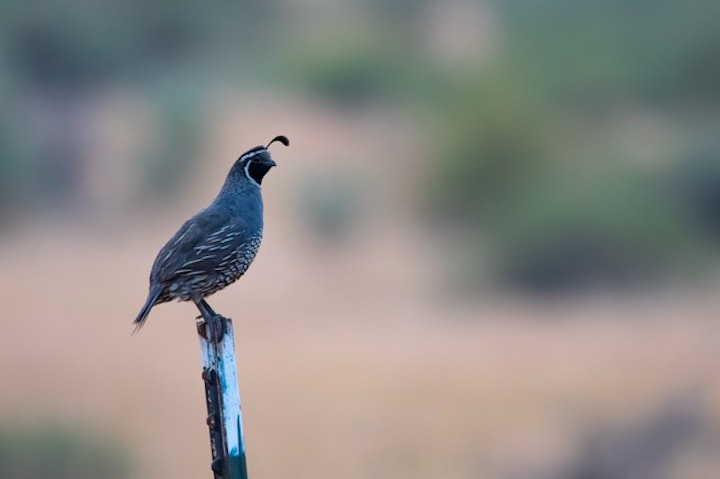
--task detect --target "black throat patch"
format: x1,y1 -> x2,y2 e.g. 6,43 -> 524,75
247,160 -> 272,185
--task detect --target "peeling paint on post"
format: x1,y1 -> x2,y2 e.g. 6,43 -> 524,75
198,318 -> 248,479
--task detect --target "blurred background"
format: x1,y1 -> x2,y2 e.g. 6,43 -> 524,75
0,0 -> 719,478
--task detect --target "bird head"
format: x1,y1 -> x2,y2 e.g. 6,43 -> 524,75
228,135 -> 289,188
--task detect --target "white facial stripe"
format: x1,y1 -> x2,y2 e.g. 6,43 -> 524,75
239,149 -> 265,162
244,160 -> 262,188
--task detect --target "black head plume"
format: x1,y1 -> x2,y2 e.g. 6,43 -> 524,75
266,135 -> 290,148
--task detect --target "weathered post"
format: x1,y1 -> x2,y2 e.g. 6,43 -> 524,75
198,318 -> 248,479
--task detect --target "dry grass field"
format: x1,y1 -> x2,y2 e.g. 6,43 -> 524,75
1,226 -> 718,479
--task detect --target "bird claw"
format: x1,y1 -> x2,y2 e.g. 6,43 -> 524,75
194,300 -> 227,343
204,314 -> 227,343
196,314 -> 226,343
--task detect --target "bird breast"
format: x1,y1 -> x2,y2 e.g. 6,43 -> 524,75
166,233 -> 263,301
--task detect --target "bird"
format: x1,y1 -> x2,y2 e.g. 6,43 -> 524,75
132,135 -> 289,341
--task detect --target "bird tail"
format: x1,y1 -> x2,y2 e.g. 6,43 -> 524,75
132,287 -> 162,335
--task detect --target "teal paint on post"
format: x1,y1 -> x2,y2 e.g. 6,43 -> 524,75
199,318 -> 249,479
224,417 -> 248,477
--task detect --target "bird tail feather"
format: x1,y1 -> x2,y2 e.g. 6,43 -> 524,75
132,287 -> 162,335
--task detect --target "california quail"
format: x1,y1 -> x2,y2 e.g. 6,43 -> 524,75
133,135 -> 289,340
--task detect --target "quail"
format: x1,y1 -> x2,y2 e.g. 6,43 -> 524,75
133,135 -> 289,341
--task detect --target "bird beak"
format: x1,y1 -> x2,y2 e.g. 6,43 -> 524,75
266,158 -> 277,168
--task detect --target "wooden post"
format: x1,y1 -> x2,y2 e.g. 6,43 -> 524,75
198,318 -> 248,479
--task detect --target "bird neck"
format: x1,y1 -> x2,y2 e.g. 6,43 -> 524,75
215,180 -> 263,210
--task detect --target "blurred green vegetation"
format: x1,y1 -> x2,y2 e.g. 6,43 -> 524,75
0,0 -> 285,221
0,423 -> 132,479
496,0 -> 720,108
483,168 -> 709,292
272,1 -> 720,291
279,35 -> 416,107
424,0 -> 720,292
0,1 -> 718,292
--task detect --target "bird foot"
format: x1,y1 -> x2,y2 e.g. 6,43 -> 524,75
207,314 -> 227,343
196,314 -> 227,343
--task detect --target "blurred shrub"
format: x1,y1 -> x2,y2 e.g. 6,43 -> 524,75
281,39 -> 401,106
0,132 -> 22,226
423,0 -> 720,294
425,67 -> 555,225
494,0 -> 720,109
674,140 -> 720,242
422,65 -> 713,293
0,423 -> 132,479
0,0 -> 288,220
277,31 -> 442,108
0,1 -> 280,90
483,168 -> 708,293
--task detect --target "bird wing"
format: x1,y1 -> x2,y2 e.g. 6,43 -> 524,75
150,209 -> 248,285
